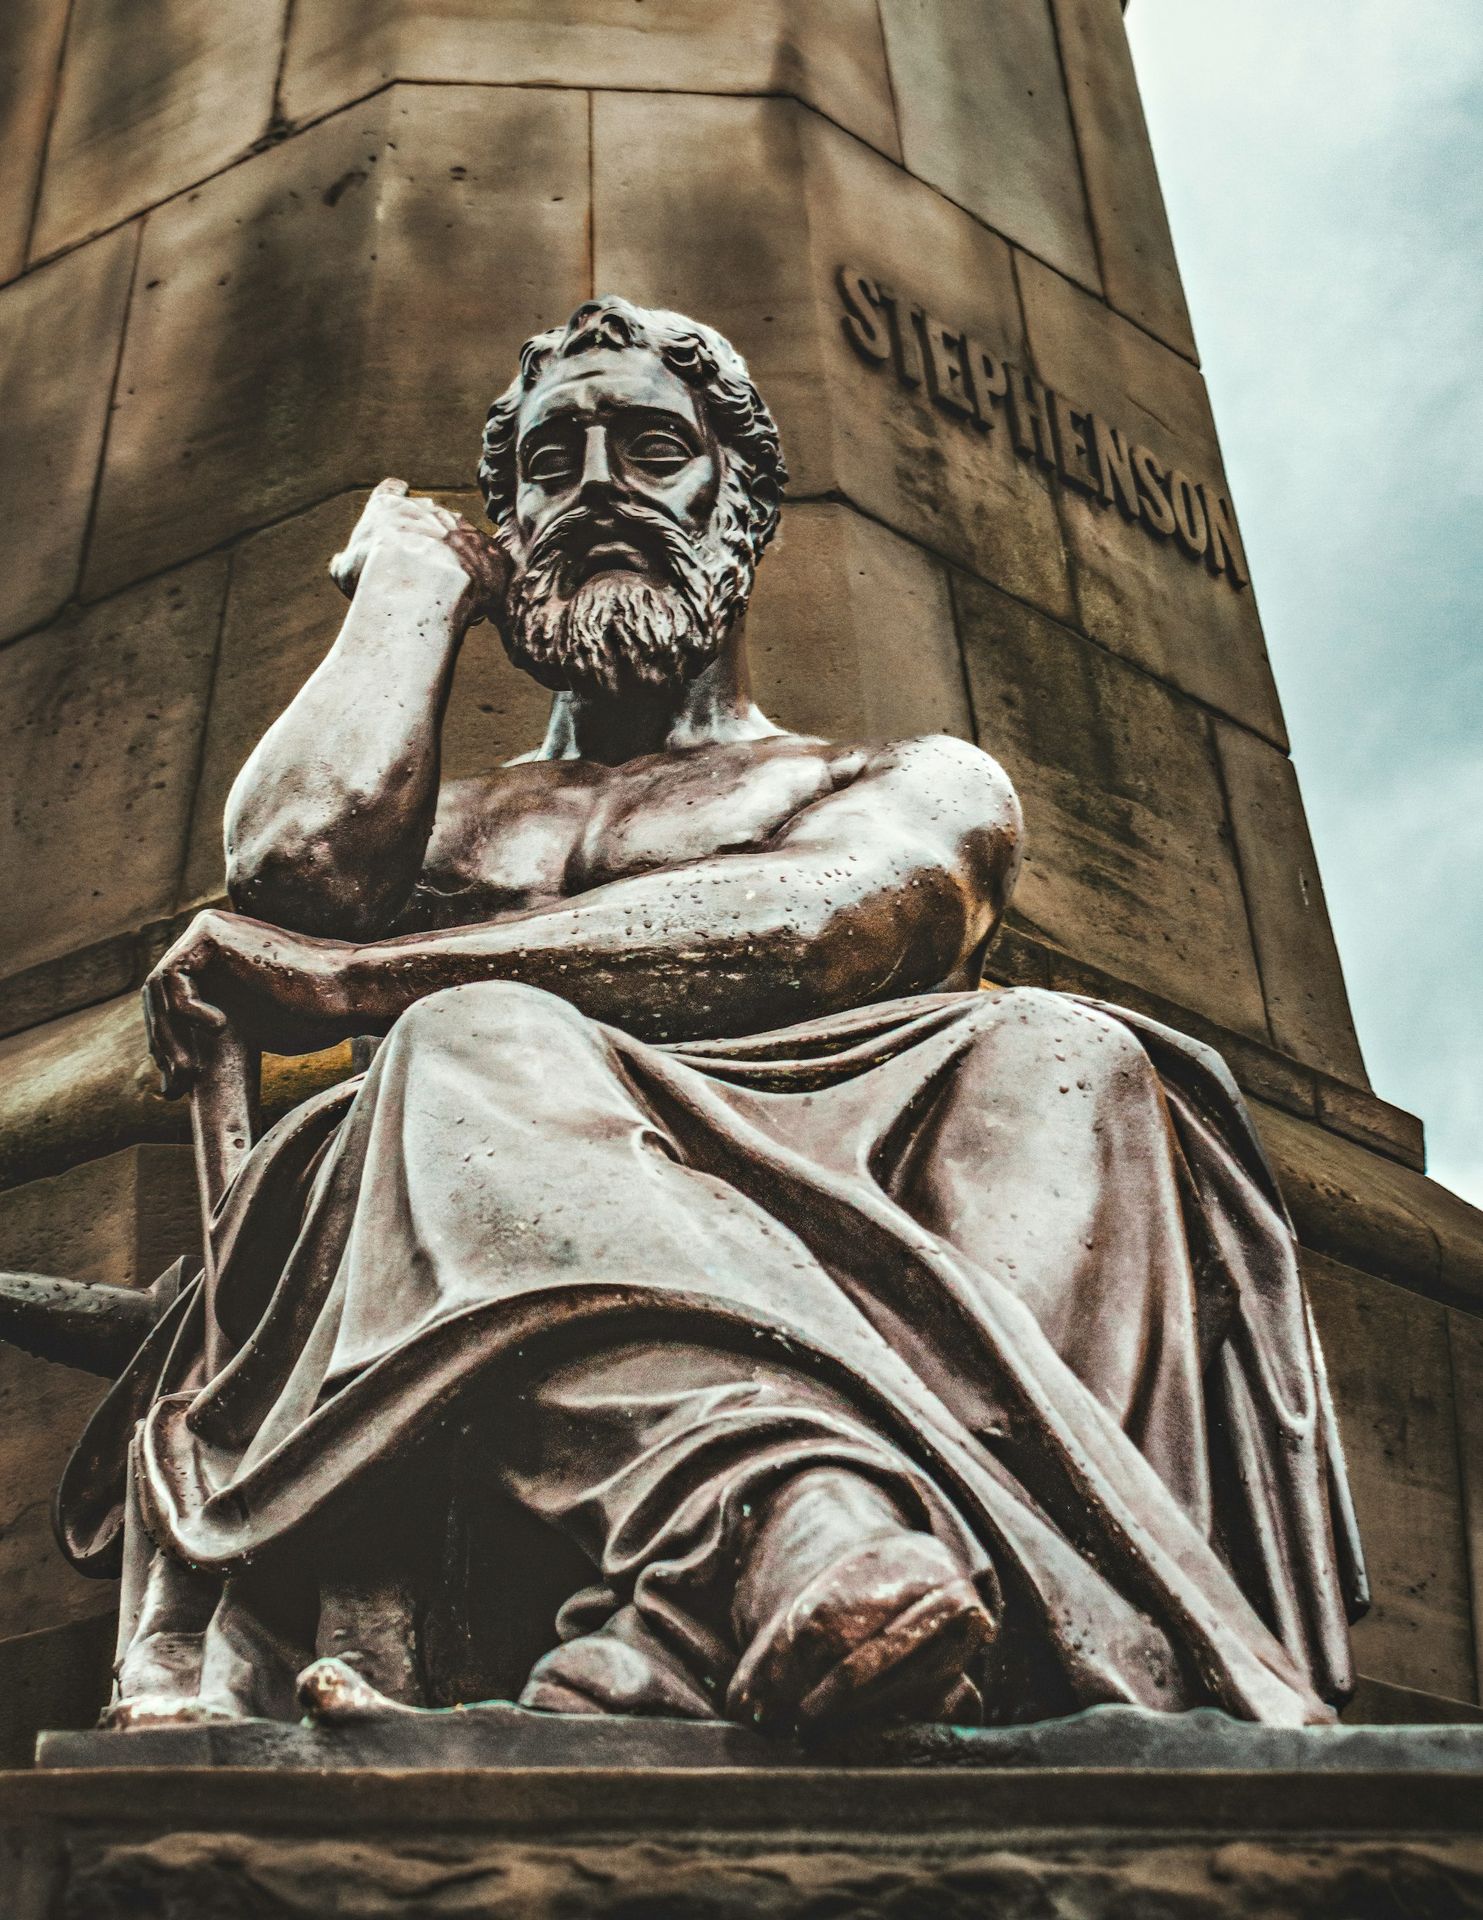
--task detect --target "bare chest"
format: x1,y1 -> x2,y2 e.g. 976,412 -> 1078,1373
406,741 -> 863,927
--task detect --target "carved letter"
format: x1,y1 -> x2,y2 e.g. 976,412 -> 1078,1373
1091,416 -> 1141,521
913,312 -> 977,420
1168,470 -> 1209,558
837,266 -> 890,366
1006,368 -> 1056,470
1050,392 -> 1101,495
1132,445 -> 1177,536
874,284 -> 925,389
1201,483 -> 1251,587
967,338 -> 1009,432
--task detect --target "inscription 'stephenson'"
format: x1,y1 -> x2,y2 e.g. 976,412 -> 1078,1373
838,266 -> 1250,590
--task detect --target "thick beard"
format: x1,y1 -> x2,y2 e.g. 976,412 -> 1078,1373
500,489 -> 754,698
506,571 -> 712,698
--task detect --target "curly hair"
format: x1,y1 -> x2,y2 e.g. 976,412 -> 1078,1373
477,297 -> 788,572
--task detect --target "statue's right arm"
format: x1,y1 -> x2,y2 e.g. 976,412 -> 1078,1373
223,482 -> 505,940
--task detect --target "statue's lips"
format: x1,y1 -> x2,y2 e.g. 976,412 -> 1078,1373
574,537 -> 651,576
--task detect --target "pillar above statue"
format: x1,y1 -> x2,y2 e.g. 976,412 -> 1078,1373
39,298 -> 1363,1739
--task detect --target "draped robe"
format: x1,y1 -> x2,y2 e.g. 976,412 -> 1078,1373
58,980 -> 1366,1727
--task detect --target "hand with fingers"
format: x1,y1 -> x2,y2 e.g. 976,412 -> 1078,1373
142,909 -> 356,1098
330,478 -> 511,630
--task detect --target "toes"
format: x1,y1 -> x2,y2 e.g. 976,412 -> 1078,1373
296,1655 -> 413,1722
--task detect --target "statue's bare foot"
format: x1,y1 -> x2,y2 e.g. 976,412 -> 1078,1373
101,1694 -> 241,1731
297,1656 -> 419,1723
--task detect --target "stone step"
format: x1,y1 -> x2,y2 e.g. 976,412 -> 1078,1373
3,1744 -> 1482,1918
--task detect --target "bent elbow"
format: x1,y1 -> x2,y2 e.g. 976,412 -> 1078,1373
226,833 -> 389,940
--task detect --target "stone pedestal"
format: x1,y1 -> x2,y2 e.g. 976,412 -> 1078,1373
4,1735 -> 1482,1918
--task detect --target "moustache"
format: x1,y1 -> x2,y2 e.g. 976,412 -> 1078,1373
527,498 -> 700,580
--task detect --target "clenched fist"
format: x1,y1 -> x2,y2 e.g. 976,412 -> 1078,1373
330,478 -> 511,628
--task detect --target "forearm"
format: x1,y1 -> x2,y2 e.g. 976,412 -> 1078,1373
343,853 -> 982,1042
225,549 -> 467,935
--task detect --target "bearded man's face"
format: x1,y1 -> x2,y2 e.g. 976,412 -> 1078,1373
502,347 -> 753,696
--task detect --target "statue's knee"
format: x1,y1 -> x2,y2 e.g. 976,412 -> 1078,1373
969,989 -> 1154,1095
389,980 -> 594,1058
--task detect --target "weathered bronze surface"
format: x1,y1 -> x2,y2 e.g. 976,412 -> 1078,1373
35,298 -> 1364,1740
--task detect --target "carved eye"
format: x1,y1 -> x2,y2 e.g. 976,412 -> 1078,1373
525,442 -> 579,486
626,430 -> 694,474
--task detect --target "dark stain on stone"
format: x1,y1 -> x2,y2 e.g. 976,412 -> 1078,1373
322,169 -> 369,209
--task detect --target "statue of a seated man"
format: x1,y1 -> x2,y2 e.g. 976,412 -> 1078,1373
56,298 -> 1364,1736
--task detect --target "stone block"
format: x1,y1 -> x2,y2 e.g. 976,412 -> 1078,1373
1314,1076 -> 1425,1173
1255,1100 -> 1440,1300
0,224 -> 136,642
1448,1309 -> 1483,1695
1214,720 -> 1367,1085
3,1768 -> 1482,1920
0,1339 -> 115,1640
1015,249 -> 1287,742
0,1613 -> 115,1770
955,572 -> 1268,1039
0,0 -> 69,283
0,997 -> 357,1196
877,0 -> 1100,290
593,94 -> 1075,623
1304,1252 -> 1476,1704
181,490 -> 553,906
0,999 -> 180,1195
30,0 -> 282,261
1256,1098 -> 1483,1314
593,96 -> 828,496
0,558 -> 226,976
84,86 -> 590,599
1345,1674 -> 1483,1726
281,0 -> 899,159
0,934 -> 139,1045
1048,0 -> 1196,358
0,1148 -> 196,1650
747,504 -> 971,744
1430,1178 -> 1483,1309
0,1143 -> 197,1292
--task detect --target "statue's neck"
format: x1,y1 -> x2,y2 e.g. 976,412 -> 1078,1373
535,620 -> 784,765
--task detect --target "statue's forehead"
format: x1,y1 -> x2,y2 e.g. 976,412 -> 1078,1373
517,347 -> 702,439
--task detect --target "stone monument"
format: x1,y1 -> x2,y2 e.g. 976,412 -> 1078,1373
0,4 -> 1480,1913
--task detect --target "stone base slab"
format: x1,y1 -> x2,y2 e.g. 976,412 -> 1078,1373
3,1755 -> 1482,1918
32,1699 -> 1483,1774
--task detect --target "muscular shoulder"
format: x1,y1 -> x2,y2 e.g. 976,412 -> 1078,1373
781,731 -> 1021,907
861,734 -> 1023,918
858,734 -> 1021,840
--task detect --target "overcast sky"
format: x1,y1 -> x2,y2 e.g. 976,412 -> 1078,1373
1126,2 -> 1483,1205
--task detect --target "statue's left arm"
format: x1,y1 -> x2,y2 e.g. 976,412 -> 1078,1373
144,736 -> 1020,1082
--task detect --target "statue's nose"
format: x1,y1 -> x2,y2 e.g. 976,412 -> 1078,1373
578,425 -> 616,504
